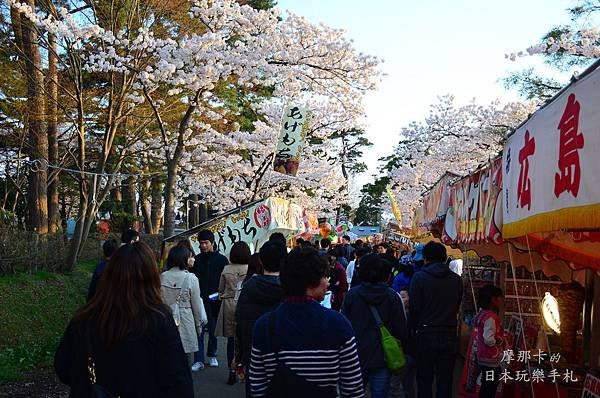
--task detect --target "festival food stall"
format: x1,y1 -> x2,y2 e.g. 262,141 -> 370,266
414,60 -> 600,397
163,197 -> 319,256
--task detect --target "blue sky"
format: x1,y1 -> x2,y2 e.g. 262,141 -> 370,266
277,0 -> 577,191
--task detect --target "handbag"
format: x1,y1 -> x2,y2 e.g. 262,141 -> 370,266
369,305 -> 406,374
85,331 -> 119,397
170,273 -> 190,327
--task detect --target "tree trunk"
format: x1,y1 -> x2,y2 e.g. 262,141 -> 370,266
199,202 -> 208,223
65,184 -> 87,271
19,0 -> 48,234
123,176 -> 137,216
111,186 -> 122,211
150,175 -> 163,234
188,194 -> 199,229
60,190 -> 66,223
140,178 -> 153,234
163,161 -> 178,237
47,32 -> 60,233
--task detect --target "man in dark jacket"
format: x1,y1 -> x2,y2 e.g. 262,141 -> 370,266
235,240 -> 285,398
341,235 -> 354,261
191,230 -> 228,371
409,241 -> 462,398
342,253 -> 407,397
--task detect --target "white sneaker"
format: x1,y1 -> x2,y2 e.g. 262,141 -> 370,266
191,362 -> 205,372
207,357 -> 219,367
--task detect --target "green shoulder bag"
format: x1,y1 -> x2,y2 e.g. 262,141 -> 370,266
369,305 -> 406,374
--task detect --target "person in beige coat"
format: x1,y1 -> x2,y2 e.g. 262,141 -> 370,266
216,241 -> 250,385
161,245 -> 207,368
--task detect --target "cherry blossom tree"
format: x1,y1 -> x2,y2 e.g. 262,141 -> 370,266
381,96 -> 534,223
180,93 -> 365,216
505,1 -> 599,100
9,0 -> 380,249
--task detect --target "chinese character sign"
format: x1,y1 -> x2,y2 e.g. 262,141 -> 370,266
187,197 -> 315,255
273,105 -> 309,176
502,67 -> 600,239
583,373 -> 600,398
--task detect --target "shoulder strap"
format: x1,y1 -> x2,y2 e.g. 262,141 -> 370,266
369,305 -> 384,328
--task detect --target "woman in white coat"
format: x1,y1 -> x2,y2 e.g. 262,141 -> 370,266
161,245 -> 207,368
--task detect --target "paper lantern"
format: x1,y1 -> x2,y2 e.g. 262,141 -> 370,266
541,292 -> 560,335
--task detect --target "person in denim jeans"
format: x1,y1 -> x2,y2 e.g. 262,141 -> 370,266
408,242 -> 462,398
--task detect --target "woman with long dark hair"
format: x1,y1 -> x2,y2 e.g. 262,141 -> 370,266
54,242 -> 194,397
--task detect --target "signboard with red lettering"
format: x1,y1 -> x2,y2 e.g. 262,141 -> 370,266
582,373 -> 600,398
502,67 -> 600,239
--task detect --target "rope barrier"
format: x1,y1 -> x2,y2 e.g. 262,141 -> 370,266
23,159 -> 163,178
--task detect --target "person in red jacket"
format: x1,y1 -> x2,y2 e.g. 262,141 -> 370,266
473,284 -> 505,398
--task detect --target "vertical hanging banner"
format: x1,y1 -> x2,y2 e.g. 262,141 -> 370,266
443,158 -> 503,245
386,186 -> 403,226
273,105 -> 309,176
502,65 -> 600,238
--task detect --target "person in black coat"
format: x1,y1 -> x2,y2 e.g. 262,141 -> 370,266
409,241 -> 462,398
342,253 -> 408,398
190,229 -> 229,369
55,242 -> 193,398
234,240 -> 285,398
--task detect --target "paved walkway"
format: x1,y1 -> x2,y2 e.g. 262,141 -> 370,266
192,337 -> 464,398
192,336 -> 245,397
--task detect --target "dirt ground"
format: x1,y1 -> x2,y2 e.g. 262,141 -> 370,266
0,367 -> 68,398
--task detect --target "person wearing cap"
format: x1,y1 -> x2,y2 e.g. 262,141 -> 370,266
411,244 -> 425,273
190,230 -> 229,371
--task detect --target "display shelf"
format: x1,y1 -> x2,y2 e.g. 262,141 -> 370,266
504,311 -> 541,317
506,279 -> 563,285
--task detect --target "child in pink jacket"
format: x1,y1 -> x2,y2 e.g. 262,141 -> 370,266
473,285 -> 505,398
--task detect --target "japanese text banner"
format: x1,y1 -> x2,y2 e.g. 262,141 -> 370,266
200,197 -> 315,254
274,105 -> 309,176
502,67 -> 600,238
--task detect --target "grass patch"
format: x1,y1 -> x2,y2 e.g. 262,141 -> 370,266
0,260 -> 96,382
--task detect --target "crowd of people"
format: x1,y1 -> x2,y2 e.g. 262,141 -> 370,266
54,229 -> 505,398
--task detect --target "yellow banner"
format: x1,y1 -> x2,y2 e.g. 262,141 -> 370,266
386,186 -> 403,226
